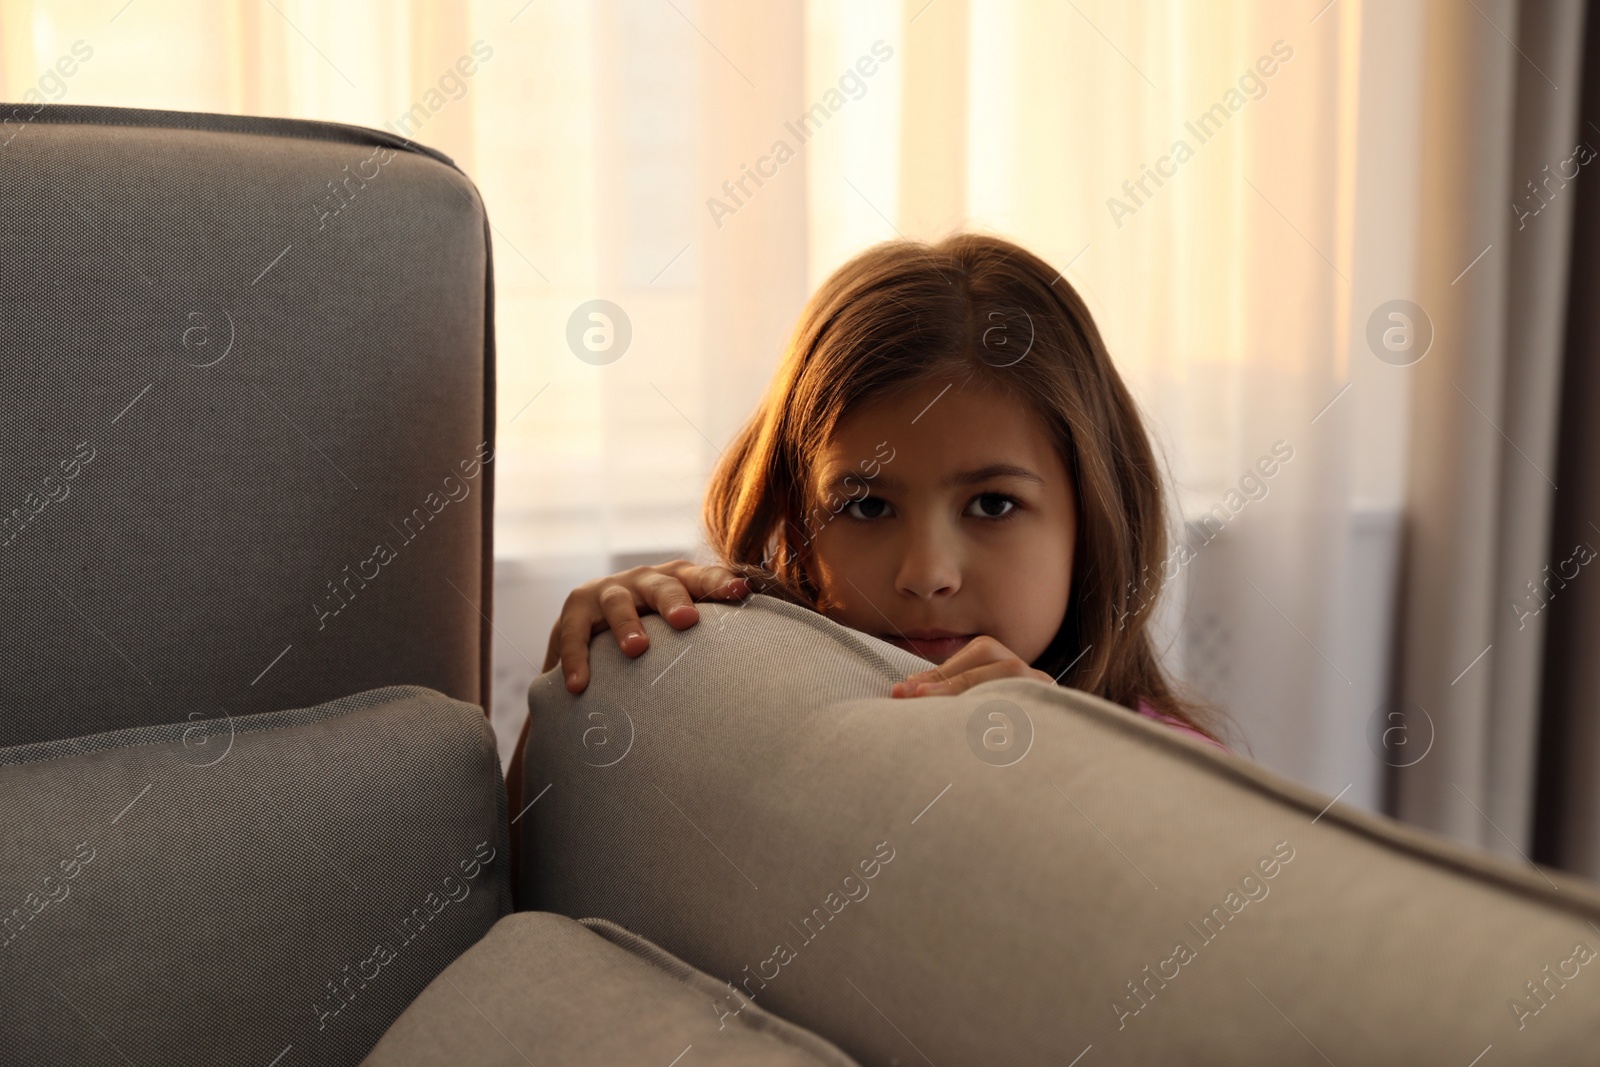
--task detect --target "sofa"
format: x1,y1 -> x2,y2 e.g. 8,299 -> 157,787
0,101 -> 508,1065
0,102 -> 856,1067
514,592 -> 1600,1064
6,103 -> 1600,1066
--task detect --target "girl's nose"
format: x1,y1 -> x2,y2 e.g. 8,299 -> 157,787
894,524 -> 962,599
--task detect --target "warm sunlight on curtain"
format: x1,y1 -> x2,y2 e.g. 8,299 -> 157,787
805,0 -> 1379,805
0,0 -> 1370,552
811,0 -> 1360,513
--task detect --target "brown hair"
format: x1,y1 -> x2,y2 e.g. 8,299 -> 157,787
702,232 -> 1236,748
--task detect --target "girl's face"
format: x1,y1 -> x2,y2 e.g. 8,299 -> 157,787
803,376 -> 1077,666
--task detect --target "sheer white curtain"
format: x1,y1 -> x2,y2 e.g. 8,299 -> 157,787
516,0 -> 1384,802
0,0 -> 1381,787
826,0 -> 1375,802
7,0 -> 1539,848
671,1 -> 1587,873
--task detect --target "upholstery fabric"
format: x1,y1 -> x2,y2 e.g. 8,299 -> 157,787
521,593 -> 1600,1065
361,911 -> 861,1065
0,103 -> 495,746
0,685 -> 511,1067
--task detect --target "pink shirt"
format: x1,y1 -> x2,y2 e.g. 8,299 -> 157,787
1136,699 -> 1229,753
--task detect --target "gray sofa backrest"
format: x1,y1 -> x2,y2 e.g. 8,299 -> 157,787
0,103 -> 495,746
522,594 -> 1600,1064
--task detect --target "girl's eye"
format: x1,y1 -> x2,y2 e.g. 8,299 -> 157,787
966,492 -> 1018,520
843,496 -> 892,521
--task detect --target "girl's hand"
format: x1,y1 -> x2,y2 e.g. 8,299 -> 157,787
889,634 -> 1054,698
543,561 -> 751,693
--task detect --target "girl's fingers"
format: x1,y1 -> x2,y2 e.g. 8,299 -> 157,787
900,636 -> 1001,685
672,562 -> 752,602
596,584 -> 652,654
546,563 -> 753,695
893,656 -> 1052,698
555,607 -> 600,693
639,566 -> 750,629
636,571 -> 701,628
898,660 -> 1015,697
699,567 -> 752,600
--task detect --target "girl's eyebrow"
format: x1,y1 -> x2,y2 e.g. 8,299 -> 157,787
823,463 -> 1045,491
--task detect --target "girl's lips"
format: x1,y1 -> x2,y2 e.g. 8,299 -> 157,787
885,633 -> 974,662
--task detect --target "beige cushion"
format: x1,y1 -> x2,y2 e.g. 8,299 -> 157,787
519,593 -> 1600,1064
361,912 -> 859,1065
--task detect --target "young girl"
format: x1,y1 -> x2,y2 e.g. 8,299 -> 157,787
521,233 -> 1235,773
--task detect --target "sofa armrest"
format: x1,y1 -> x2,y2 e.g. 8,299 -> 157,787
0,685 -> 510,1067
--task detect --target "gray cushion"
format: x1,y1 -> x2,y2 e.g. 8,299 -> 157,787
520,593 -> 1600,1064
362,912 -> 861,1065
0,685 -> 510,1066
0,103 -> 494,746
